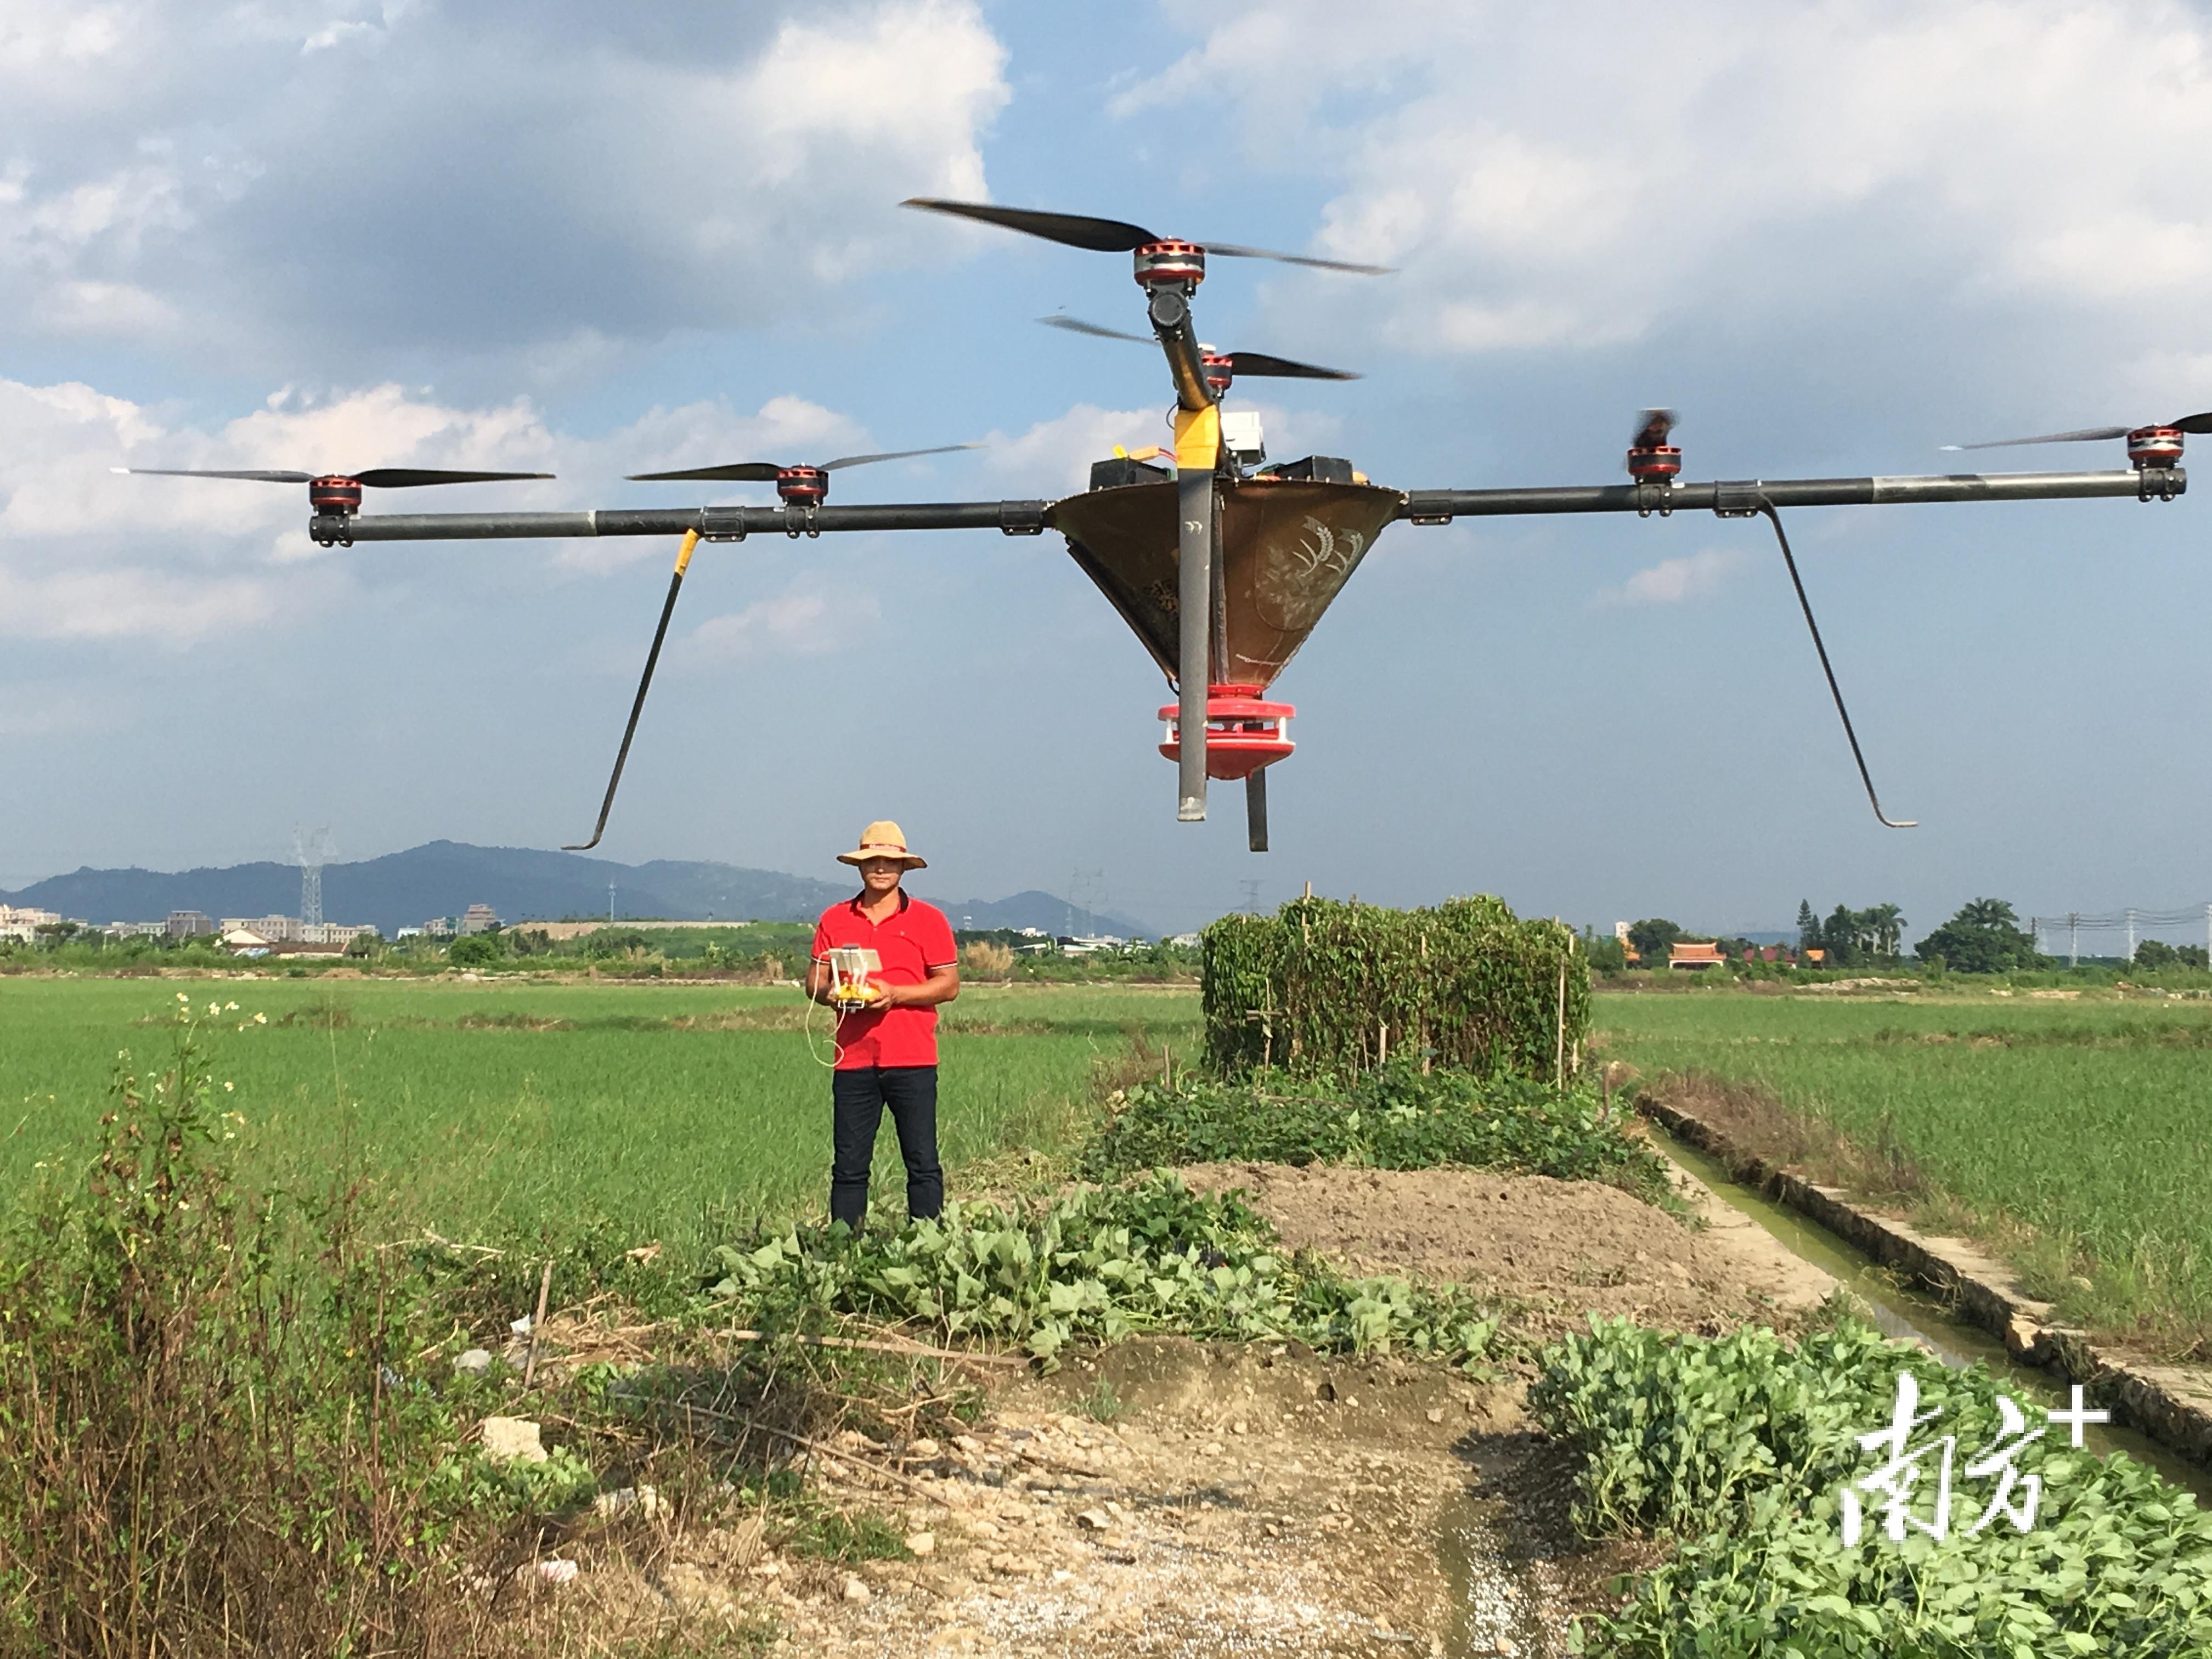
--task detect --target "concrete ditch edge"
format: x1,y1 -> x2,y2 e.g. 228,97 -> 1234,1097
1640,1093 -> 2212,1471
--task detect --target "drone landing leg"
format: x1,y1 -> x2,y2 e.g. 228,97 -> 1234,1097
565,529 -> 699,851
1753,501 -> 1916,830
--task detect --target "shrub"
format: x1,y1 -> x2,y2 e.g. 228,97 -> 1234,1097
1203,895 -> 1587,1082
961,940 -> 1015,977
0,999 -> 456,1651
447,933 -> 504,968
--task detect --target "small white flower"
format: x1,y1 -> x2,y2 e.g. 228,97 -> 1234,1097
225,1001 -> 238,1011
207,1002 -> 219,1016
253,1013 -> 267,1025
176,992 -> 189,1003
223,1081 -> 234,1092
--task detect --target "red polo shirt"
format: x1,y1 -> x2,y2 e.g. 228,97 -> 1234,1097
811,890 -> 958,1070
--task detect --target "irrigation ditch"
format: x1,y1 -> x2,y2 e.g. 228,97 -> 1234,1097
1643,1087 -> 2212,1491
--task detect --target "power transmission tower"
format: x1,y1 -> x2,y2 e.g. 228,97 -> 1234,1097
294,826 -> 334,927
1238,879 -> 1262,915
1065,870 -> 1105,936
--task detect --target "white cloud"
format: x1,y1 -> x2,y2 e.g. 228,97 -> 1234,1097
983,403 -> 1175,495
1597,546 -> 1747,608
1125,0 -> 2212,387
0,2 -> 1012,364
686,579 -> 879,661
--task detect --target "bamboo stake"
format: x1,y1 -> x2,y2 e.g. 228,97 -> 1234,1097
1554,961 -> 1567,1091
521,1260 -> 552,1390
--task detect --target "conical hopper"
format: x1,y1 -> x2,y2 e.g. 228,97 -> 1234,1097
1047,476 -> 1401,686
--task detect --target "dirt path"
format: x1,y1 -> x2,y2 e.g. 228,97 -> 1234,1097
558,1159 -> 1835,1656
648,1341 -> 1604,1658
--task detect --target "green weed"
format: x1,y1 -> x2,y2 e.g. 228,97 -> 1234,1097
1076,1376 -> 1126,1423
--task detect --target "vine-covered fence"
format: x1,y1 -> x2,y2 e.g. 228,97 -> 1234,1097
1201,895 -> 1589,1082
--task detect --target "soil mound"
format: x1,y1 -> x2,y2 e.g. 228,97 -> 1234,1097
1178,1161 -> 1833,1336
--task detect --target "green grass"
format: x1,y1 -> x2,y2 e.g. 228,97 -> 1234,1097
1598,988 -> 2212,1346
2,978 -> 1201,1254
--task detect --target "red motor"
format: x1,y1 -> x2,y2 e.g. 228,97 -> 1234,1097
775,466 -> 830,505
308,476 -> 364,517
1626,444 -> 1681,482
1133,240 -> 1206,290
2126,426 -> 2185,470
1201,349 -> 1235,397
1157,684 -> 1295,782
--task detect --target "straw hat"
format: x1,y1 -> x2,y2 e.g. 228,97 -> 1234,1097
836,820 -> 928,870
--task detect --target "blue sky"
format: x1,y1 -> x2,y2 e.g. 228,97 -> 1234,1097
5,0 -> 2212,939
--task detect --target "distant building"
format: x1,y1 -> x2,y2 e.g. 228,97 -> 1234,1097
459,904 -> 499,935
166,910 -> 215,939
223,915 -> 303,943
1668,941 -> 1726,970
300,923 -> 373,946
0,905 -> 60,944
104,921 -> 168,939
1168,933 -> 1201,949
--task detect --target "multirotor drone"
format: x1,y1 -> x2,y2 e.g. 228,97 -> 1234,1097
123,198 -> 2197,853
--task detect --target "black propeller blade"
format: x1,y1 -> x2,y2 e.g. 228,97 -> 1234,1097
117,466 -> 553,486
905,198 -> 1393,274
1037,315 -> 1358,381
1942,413 -> 2212,451
1632,408 -> 1677,448
627,444 -> 979,484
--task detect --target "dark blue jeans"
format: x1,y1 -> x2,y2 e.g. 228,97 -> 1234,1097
830,1065 -> 943,1228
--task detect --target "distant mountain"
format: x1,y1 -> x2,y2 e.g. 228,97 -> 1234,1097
3,842 -> 1155,939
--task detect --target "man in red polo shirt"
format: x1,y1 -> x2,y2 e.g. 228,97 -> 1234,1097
806,820 -> 960,1228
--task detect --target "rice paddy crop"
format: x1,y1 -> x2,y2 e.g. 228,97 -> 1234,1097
2,977 -> 1203,1254
1597,988 -> 2212,1344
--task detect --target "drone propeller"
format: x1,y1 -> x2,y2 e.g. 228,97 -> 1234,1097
1038,315 -> 1358,383
904,198 -> 1393,275
625,444 -> 980,486
1940,413 -> 2212,450
118,465 -> 552,486
117,464 -> 554,522
1631,408 -> 1677,449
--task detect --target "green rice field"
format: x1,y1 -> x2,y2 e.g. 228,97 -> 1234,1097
1,977 -> 1202,1250
1598,987 -> 2212,1344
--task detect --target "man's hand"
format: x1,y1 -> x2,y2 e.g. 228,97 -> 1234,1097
870,981 -> 907,1009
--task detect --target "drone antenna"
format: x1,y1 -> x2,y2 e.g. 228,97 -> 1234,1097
1753,499 -> 1917,830
565,529 -> 698,852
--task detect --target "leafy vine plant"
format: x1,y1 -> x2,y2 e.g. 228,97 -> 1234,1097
1201,896 -> 1588,1085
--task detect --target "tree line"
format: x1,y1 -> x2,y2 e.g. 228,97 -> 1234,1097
1599,898 -> 2208,975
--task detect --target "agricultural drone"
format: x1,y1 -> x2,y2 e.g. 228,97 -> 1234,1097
123,198 -> 2197,853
